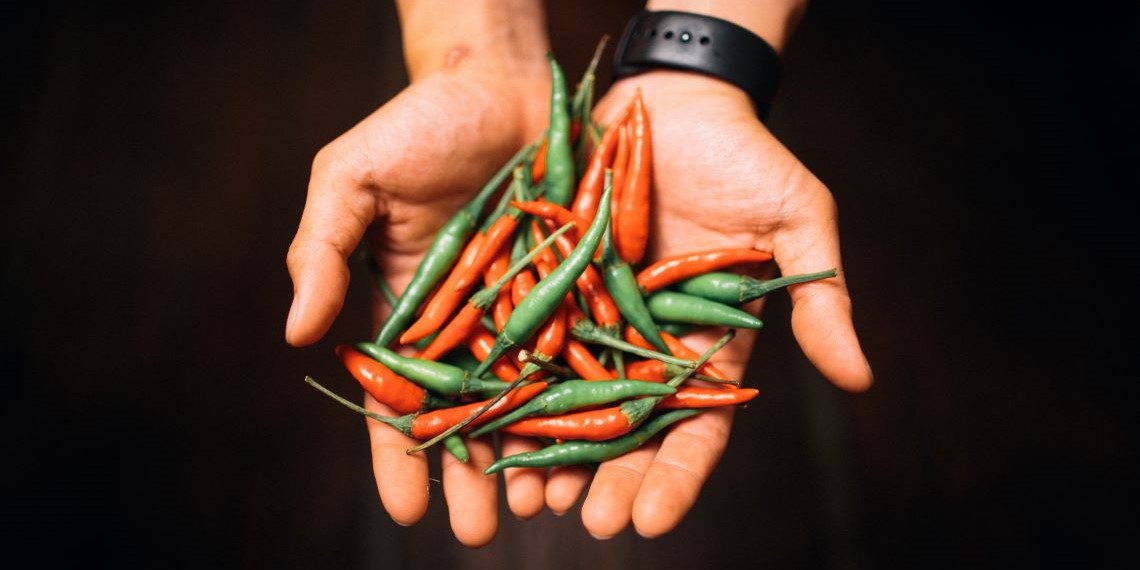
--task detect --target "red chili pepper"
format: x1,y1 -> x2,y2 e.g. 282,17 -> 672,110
411,382 -> 548,439
336,344 -> 444,414
399,233 -> 486,344
571,107 -> 629,224
510,199 -> 588,239
615,90 -> 651,265
545,220 -> 621,330
530,121 -> 582,183
635,248 -> 775,294
480,248 -> 514,331
499,404 -> 634,441
467,328 -> 522,382
562,339 -> 615,380
416,303 -> 484,361
511,265 -> 538,306
624,326 -> 732,383
623,358 -> 669,382
531,136 -> 548,182
610,119 -> 631,246
452,214 -> 519,291
657,387 -> 759,409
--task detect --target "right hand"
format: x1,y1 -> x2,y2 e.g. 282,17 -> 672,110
285,56 -> 553,546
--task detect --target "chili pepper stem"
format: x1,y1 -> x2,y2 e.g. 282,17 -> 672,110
519,350 -> 575,378
570,319 -> 696,369
305,376 -> 413,434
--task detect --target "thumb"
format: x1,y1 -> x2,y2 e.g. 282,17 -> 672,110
285,146 -> 383,346
772,177 -> 873,392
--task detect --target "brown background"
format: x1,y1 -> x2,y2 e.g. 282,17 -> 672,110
4,0 -> 1138,568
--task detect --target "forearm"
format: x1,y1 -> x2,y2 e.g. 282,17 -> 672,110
644,0 -> 806,52
396,0 -> 551,81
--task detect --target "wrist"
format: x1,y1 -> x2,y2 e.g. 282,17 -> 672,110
397,0 -> 550,82
614,3 -> 798,118
644,0 -> 806,53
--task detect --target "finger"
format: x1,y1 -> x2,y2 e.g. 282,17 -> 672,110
441,435 -> 499,547
631,408 -> 732,538
498,434 -> 546,519
770,174 -> 873,392
365,394 -> 430,526
545,465 -> 592,515
285,145 -> 383,346
580,441 -> 659,539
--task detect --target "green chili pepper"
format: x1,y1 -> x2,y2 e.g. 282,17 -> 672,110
673,269 -> 838,305
468,379 -> 677,438
354,342 -> 509,397
373,143 -> 536,347
470,180 -> 614,379
442,435 -> 470,463
543,53 -> 574,206
598,171 -> 670,354
645,290 -> 765,329
483,408 -> 702,474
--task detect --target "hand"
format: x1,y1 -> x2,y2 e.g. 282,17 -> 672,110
286,53 -> 554,545
538,70 -> 874,539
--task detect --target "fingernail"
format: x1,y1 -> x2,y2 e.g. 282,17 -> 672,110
588,531 -> 614,540
551,509 -> 566,517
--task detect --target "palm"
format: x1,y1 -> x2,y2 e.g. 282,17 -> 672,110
554,73 -> 867,538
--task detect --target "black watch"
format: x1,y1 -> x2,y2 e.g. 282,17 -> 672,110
612,10 -> 783,120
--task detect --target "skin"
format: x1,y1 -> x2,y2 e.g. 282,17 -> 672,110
285,0 -> 871,546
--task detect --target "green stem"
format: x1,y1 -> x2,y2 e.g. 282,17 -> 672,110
570,319 -> 696,369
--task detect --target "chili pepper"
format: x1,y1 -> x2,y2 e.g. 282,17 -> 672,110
467,328 -> 521,381
336,344 -> 450,413
305,376 -> 546,440
354,342 -> 509,397
485,408 -> 703,474
673,268 -> 839,305
373,142 -> 535,347
623,358 -> 735,386
657,387 -> 759,409
636,248 -> 775,294
531,134 -> 547,182
570,318 -> 696,369
511,199 -> 587,239
543,53 -> 575,207
469,379 -> 676,438
615,89 -> 652,265
552,221 -> 622,329
611,117 -> 631,219
452,168 -> 534,291
412,312 -> 567,449
470,181 -> 614,380
571,107 -> 628,225
499,331 -> 732,441
484,248 -> 514,331
562,339 -> 615,380
442,435 -> 470,463
597,175 -> 670,353
414,221 -> 575,362
624,327 -> 732,383
397,232 -> 486,345
645,290 -> 765,329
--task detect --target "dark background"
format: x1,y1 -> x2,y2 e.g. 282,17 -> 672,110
4,0 -> 1138,568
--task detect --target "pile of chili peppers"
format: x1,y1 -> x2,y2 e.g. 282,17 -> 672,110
306,44 -> 838,474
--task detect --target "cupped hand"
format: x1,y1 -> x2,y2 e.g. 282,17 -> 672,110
285,62 -> 552,546
541,70 -> 874,539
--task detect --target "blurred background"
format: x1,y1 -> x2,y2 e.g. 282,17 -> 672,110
3,0 -> 1137,568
